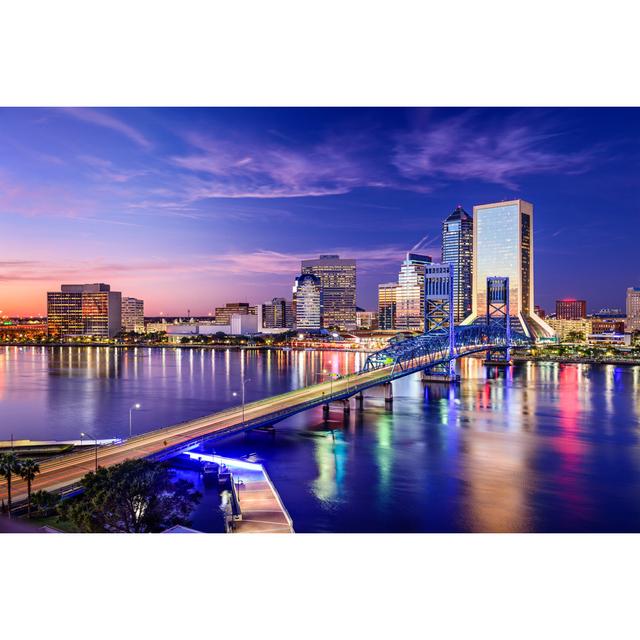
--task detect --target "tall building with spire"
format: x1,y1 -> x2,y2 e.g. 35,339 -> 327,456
441,205 -> 473,323
461,199 -> 553,339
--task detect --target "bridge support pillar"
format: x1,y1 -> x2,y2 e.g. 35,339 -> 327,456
383,382 -> 393,407
341,399 -> 351,417
421,370 -> 460,383
322,404 -> 330,420
355,393 -> 364,411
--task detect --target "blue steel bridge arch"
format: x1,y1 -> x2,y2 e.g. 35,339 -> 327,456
361,322 -> 531,374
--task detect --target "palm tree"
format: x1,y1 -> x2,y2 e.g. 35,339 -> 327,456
18,458 -> 40,518
0,452 -> 22,518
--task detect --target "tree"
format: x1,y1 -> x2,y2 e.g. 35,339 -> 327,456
31,490 -> 60,517
18,458 -> 40,517
0,452 -> 22,517
565,331 -> 585,343
63,459 -> 201,533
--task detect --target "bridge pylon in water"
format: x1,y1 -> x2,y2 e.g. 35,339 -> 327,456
484,276 -> 512,365
422,263 -> 460,382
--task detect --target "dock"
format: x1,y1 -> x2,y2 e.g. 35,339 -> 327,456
184,453 -> 294,533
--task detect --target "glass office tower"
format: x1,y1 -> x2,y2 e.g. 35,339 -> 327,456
395,252 -> 432,331
462,200 -> 553,339
47,283 -> 122,338
378,282 -> 398,330
301,255 -> 356,330
441,205 -> 473,323
293,274 -> 322,330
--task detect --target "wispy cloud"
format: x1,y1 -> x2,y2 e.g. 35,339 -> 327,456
64,108 -> 152,149
169,131 -> 385,199
392,112 -> 595,189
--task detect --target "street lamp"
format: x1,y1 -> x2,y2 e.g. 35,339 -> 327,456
80,431 -> 99,472
232,372 -> 252,425
129,403 -> 141,437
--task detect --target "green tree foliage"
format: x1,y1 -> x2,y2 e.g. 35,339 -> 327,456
31,490 -> 60,517
61,459 -> 201,533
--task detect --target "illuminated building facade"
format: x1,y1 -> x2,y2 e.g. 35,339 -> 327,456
462,199 -> 553,339
395,253 -> 432,331
214,302 -> 254,325
47,283 -> 122,338
377,282 -> 398,330
626,287 -> 640,333
441,205 -> 473,322
546,318 -> 592,342
556,299 -> 586,320
301,255 -> 356,330
293,273 -> 322,330
356,310 -> 378,330
261,297 -> 294,329
121,297 -> 145,333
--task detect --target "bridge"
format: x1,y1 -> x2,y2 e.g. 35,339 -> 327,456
0,273 -> 531,507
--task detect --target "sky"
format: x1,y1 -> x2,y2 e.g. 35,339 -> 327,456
0,107 -> 638,317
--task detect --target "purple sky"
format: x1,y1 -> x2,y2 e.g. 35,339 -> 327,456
0,107 -> 638,316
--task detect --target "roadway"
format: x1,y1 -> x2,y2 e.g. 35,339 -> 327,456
0,362 -> 399,505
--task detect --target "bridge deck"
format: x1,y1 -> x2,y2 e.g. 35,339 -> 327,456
0,338 -> 511,506
0,363 -> 397,504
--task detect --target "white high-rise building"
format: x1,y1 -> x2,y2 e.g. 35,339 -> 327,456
293,273 -> 322,330
395,252 -> 432,331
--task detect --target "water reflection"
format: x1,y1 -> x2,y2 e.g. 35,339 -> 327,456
2,347 -> 640,531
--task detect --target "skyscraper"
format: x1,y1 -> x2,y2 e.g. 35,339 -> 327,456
121,297 -> 145,333
626,287 -> 640,333
395,252 -> 432,331
378,282 -> 398,330
441,205 -> 473,322
261,297 -> 294,329
47,283 -> 122,338
556,299 -> 587,320
292,274 -> 322,330
301,255 -> 356,330
462,199 -> 553,339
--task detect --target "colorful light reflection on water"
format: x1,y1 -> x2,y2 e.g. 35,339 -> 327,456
2,346 -> 640,531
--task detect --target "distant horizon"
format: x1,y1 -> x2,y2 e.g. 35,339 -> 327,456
1,107 -> 638,316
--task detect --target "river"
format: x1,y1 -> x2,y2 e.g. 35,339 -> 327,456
2,345 -> 640,532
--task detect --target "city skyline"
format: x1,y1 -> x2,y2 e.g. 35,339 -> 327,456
0,107 -> 639,316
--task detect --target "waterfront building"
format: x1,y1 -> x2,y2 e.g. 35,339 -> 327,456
626,287 -> 640,333
378,282 -> 398,330
301,255 -> 356,330
546,318 -> 592,342
356,310 -> 378,330
121,296 -> 145,333
261,298 -> 294,329
556,299 -> 587,320
587,332 -> 632,347
214,302 -> 255,325
462,199 -> 553,339
395,253 -> 432,331
441,205 -> 473,322
47,283 -> 122,338
292,273 -> 322,330
591,318 -> 626,334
